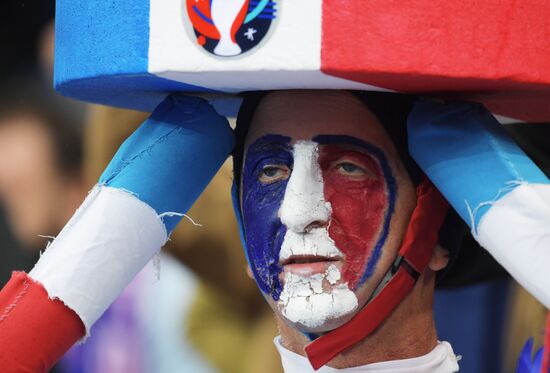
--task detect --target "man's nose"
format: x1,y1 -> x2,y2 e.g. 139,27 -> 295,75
279,141 -> 331,233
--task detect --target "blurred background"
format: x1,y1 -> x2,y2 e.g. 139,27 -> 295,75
0,1 -> 548,372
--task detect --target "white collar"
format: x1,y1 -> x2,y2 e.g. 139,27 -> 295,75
274,336 -> 460,373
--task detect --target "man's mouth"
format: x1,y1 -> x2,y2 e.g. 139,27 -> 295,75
281,255 -> 340,266
280,255 -> 342,276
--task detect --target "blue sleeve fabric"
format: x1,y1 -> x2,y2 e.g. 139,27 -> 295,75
99,94 -> 235,233
407,100 -> 549,230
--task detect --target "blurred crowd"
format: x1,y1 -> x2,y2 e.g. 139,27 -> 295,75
1,2 -> 549,372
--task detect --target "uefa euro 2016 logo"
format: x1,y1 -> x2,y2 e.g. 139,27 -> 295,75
186,0 -> 277,57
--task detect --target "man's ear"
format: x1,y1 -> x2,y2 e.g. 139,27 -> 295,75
429,244 -> 450,271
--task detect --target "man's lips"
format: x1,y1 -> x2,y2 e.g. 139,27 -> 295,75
279,255 -> 342,277
280,255 -> 340,266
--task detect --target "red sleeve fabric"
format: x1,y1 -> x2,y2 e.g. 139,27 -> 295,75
0,271 -> 85,373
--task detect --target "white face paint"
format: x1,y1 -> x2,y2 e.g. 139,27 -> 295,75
279,265 -> 359,329
277,141 -> 358,330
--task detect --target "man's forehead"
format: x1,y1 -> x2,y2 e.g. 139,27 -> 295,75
247,134 -> 385,157
244,90 -> 392,154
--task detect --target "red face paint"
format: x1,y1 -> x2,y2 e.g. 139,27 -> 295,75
319,144 -> 389,288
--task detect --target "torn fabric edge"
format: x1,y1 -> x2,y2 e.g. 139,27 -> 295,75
29,186 -> 168,338
408,100 -> 548,228
0,272 -> 30,323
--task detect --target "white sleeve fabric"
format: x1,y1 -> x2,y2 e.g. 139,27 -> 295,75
29,186 -> 167,335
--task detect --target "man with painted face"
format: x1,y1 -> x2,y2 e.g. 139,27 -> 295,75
232,90 -> 460,372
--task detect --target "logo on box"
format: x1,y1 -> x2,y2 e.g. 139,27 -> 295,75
186,0 -> 277,57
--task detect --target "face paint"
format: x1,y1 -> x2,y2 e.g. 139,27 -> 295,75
278,264 -> 358,329
278,141 -> 336,262
276,141 -> 359,328
242,134 -> 396,328
314,135 -> 397,288
242,135 -> 292,299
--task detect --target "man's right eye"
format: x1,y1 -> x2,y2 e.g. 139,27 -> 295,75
258,165 -> 290,184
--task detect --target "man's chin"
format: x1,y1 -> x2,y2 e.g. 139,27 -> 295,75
284,310 -> 358,334
275,285 -> 360,333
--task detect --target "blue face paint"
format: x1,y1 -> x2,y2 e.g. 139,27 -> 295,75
241,134 -> 292,300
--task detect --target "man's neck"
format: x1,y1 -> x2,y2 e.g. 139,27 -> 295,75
277,270 -> 438,369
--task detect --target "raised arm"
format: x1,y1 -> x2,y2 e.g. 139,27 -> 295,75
0,95 -> 234,372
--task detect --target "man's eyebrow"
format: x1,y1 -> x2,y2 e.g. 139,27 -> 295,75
247,134 -> 292,154
313,134 -> 395,182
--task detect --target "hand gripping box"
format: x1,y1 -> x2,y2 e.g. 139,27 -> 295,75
54,0 -> 550,122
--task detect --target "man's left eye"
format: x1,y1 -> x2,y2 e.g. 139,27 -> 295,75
335,162 -> 367,177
